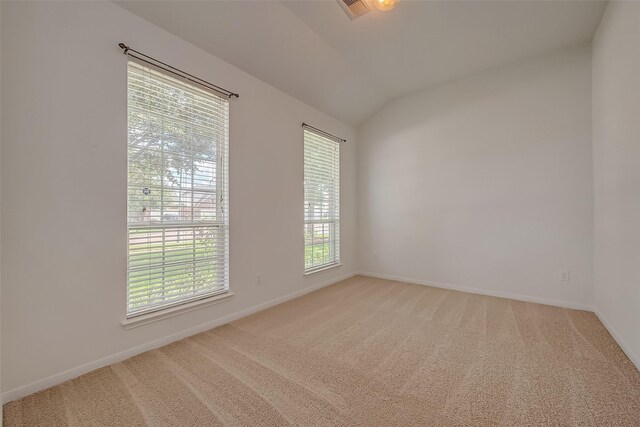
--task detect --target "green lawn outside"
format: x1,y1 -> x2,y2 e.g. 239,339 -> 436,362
305,242 -> 331,269
128,234 -> 220,312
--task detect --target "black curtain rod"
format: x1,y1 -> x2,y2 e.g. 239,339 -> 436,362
119,43 -> 239,99
302,122 -> 346,143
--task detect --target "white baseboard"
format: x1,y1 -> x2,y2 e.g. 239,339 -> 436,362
1,272 -> 357,405
362,270 -> 639,372
358,271 -> 594,311
593,309 -> 640,372
6,271 -> 636,405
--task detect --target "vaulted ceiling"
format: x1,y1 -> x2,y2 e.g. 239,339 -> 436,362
117,1 -> 607,125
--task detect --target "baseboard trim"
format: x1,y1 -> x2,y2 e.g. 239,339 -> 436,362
1,272 -> 357,404
358,271 -> 594,311
8,271 -> 637,404
593,309 -> 640,372
361,271 -> 640,372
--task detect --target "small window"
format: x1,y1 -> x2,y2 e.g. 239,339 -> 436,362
127,61 -> 229,317
304,129 -> 340,273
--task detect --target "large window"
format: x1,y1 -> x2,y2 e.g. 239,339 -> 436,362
127,61 -> 229,317
304,129 -> 340,273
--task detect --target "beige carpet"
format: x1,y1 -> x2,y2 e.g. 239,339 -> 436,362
4,275 -> 640,426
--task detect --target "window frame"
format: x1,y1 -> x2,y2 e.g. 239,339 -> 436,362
303,128 -> 341,275
125,60 -> 230,320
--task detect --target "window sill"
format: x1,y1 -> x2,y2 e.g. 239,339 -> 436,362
121,292 -> 234,329
304,262 -> 343,276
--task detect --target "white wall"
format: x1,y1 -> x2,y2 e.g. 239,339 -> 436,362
0,1 -> 357,398
592,1 -> 640,369
358,45 -> 593,308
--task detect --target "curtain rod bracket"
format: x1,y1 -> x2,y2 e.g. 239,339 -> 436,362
118,43 -> 130,55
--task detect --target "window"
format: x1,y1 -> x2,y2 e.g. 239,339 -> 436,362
304,129 -> 340,273
127,61 -> 229,317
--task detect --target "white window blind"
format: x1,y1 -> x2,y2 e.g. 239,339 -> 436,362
304,129 -> 340,272
127,61 -> 229,317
